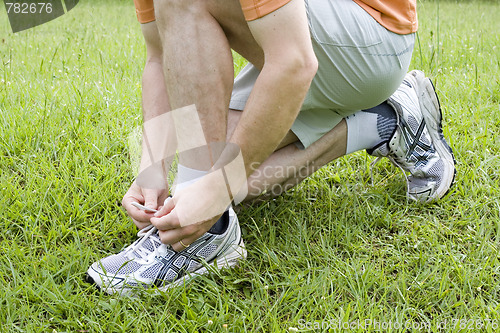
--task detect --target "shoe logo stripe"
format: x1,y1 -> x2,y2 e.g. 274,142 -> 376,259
153,235 -> 215,286
400,117 -> 435,167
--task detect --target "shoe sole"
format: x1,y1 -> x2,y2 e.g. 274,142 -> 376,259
411,70 -> 456,201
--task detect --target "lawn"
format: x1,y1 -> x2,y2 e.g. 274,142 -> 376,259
1,0 -> 500,332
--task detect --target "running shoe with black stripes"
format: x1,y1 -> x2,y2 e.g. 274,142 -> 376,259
86,208 -> 246,295
369,70 -> 456,203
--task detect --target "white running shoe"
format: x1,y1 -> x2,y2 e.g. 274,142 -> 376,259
369,70 -> 456,203
86,208 -> 246,295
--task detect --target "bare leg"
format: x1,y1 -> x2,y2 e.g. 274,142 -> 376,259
153,0 -> 235,170
228,110 -> 347,201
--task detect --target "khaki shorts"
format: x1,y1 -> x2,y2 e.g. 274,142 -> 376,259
230,0 -> 415,148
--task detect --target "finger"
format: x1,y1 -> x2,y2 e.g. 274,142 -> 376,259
154,197 -> 174,218
172,240 -> 190,252
171,230 -> 206,252
142,188 -> 160,212
122,194 -> 153,224
156,191 -> 170,212
151,205 -> 181,231
159,227 -> 206,251
157,226 -> 192,245
131,217 -> 152,230
159,215 -> 220,250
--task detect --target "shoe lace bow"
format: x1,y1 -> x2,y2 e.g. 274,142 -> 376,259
126,225 -> 166,261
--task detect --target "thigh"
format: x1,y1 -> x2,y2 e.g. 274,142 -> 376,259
207,0 -> 265,69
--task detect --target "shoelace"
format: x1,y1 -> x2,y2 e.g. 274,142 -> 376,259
126,225 -> 166,261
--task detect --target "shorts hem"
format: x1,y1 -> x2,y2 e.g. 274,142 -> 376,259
229,99 -> 246,111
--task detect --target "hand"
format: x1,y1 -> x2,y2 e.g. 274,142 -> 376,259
122,181 -> 169,229
150,170 -> 231,251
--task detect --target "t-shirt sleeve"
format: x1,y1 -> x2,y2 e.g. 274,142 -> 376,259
133,0 -> 155,24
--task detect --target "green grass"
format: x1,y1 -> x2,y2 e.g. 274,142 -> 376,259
1,0 -> 500,332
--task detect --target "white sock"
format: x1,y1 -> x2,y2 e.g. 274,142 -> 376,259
345,102 -> 397,154
173,164 -> 208,194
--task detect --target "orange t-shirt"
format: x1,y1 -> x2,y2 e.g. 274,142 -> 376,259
353,0 -> 418,34
133,0 -> 417,34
